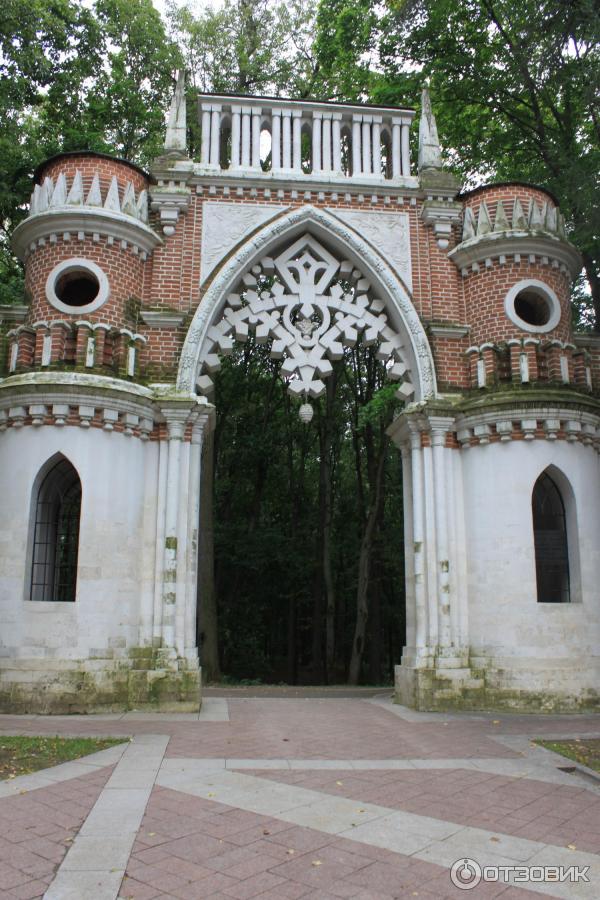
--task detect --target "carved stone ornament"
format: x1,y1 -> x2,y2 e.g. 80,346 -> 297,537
201,202 -> 287,283
326,209 -> 412,289
177,205 -> 436,400
194,233 -> 415,400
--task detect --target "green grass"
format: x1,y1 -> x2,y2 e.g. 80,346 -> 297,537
0,736 -> 125,780
536,739 -> 600,772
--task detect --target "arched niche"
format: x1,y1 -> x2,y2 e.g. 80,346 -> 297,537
27,453 -> 82,603
531,464 -> 582,604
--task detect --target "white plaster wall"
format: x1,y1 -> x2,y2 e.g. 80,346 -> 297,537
460,440 -> 600,667
0,426 -> 159,659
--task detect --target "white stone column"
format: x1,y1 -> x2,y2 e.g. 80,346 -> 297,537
152,439 -> 168,645
292,111 -> 302,171
251,109 -> 262,168
241,106 -> 251,167
422,437 -> 438,649
282,109 -> 292,168
449,448 -> 469,651
322,113 -> 332,172
200,105 -> 211,164
431,418 -> 454,653
401,122 -> 411,175
271,110 -> 281,170
161,411 -> 186,650
140,433 -> 159,647
391,118 -> 402,178
230,106 -> 241,167
352,116 -> 362,175
362,116 -> 372,175
401,444 -> 416,650
332,113 -> 342,173
183,417 -> 206,659
175,437 -> 191,656
372,115 -> 382,176
312,112 -> 322,172
409,428 -> 428,651
209,106 -> 221,167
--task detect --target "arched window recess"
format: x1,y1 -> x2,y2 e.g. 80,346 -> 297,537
29,456 -> 81,602
532,470 -> 574,603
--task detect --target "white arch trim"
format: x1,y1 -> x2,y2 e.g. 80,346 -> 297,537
177,204 -> 437,400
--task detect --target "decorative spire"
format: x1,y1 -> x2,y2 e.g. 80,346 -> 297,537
418,83 -> 443,171
164,69 -> 187,155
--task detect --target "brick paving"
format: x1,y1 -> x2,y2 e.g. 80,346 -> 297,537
120,787 -> 540,900
0,697 -> 597,899
0,765 -> 114,900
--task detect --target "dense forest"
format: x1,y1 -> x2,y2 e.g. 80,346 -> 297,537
1,0 -> 598,683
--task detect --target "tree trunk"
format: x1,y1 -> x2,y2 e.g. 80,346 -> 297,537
322,374 -> 337,683
197,428 -> 221,682
348,435 -> 387,685
582,251 -> 600,332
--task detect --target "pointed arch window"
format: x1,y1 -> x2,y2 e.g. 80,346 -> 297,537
532,472 -> 570,603
30,457 -> 81,602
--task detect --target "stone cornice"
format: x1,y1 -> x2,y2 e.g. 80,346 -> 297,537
11,208 -> 162,260
140,310 -> 187,328
427,323 -> 470,338
573,332 -> 600,349
0,372 -> 154,409
150,157 -> 421,197
448,230 -> 581,280
456,386 -> 600,417
0,305 -> 28,325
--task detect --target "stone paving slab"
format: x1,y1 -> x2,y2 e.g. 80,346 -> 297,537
45,736 -> 168,900
242,767 -> 600,853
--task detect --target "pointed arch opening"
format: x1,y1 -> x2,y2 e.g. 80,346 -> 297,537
178,205 -> 436,403
532,466 -> 581,603
29,455 -> 81,602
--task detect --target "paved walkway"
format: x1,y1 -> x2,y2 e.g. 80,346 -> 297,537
0,695 -> 597,899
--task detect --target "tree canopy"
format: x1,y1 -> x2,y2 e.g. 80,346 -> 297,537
314,0 -> 600,326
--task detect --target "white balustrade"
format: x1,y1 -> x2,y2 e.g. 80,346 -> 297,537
198,95 -> 415,181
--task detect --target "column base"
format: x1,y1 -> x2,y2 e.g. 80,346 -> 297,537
0,649 -> 202,714
395,656 -> 600,713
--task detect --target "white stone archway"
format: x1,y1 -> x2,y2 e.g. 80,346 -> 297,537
177,205 -> 437,401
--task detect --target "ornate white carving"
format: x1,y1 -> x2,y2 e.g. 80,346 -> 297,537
196,232 -> 413,399
326,209 -> 412,289
178,207 -> 437,402
201,202 -> 286,283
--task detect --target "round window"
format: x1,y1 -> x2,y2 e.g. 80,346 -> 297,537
46,259 -> 110,315
504,280 -> 561,334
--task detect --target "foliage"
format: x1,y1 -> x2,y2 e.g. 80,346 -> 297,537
314,0 -> 600,326
535,739 -> 600,772
212,336 -> 405,685
166,0 -> 319,158
0,0 -> 179,306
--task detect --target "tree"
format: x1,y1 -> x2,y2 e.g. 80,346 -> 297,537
0,0 -> 180,304
314,0 -> 600,326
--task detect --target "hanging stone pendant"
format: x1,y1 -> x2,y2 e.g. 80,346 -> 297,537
299,402 -> 313,424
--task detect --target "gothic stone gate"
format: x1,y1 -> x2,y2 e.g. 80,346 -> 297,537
0,82 -> 597,713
